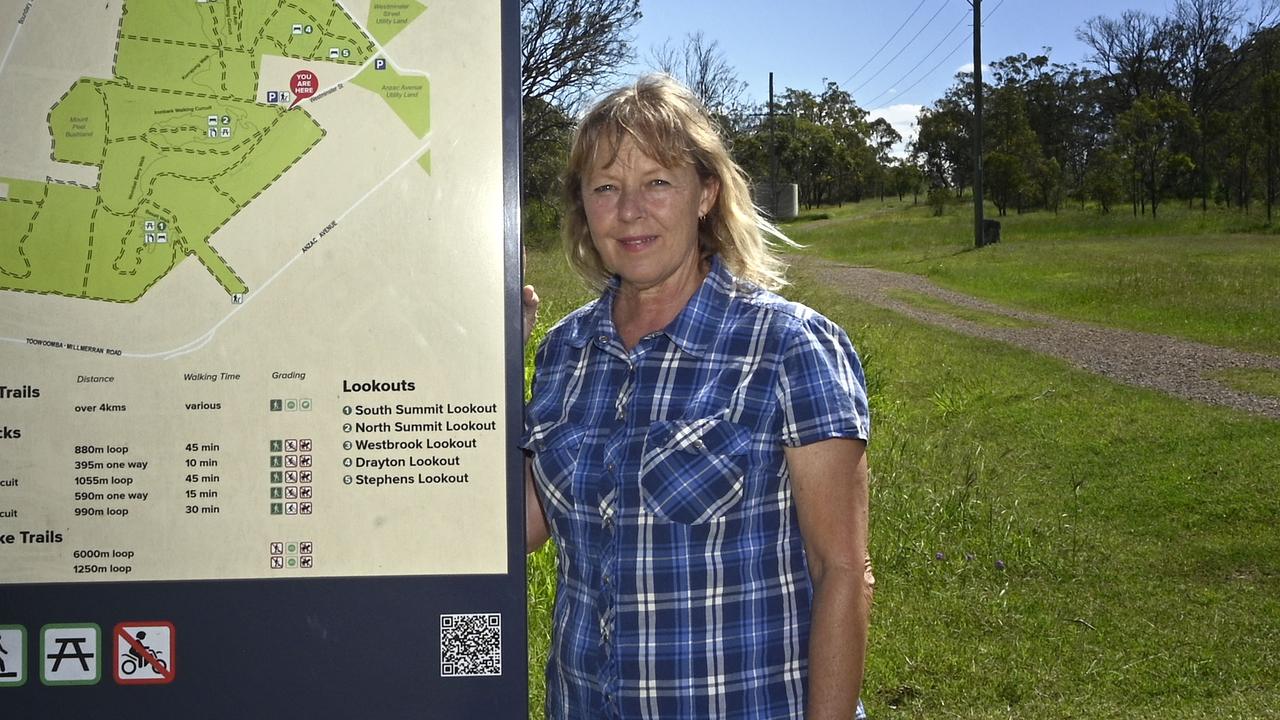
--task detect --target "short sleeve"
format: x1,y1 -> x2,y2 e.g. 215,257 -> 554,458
776,313 -> 870,447
519,336 -> 557,452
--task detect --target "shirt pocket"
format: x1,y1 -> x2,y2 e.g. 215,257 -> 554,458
639,417 -> 751,525
529,422 -> 586,520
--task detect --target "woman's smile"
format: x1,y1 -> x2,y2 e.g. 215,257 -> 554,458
581,137 -> 718,299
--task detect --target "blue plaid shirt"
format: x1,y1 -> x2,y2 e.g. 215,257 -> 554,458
523,256 -> 870,719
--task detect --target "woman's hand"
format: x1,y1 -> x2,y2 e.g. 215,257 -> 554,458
522,285 -> 540,346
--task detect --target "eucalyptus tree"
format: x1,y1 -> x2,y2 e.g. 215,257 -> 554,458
1170,0 -> 1248,209
984,86 -> 1043,215
1114,93 -> 1199,217
912,88 -> 974,197
1077,9 -> 1184,106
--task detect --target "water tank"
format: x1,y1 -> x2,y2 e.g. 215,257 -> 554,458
752,182 -> 799,220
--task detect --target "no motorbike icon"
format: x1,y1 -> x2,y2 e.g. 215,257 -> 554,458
113,622 -> 175,685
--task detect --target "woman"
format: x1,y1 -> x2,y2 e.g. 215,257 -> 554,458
522,75 -> 872,719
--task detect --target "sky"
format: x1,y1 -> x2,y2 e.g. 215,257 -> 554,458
623,0 -> 1270,152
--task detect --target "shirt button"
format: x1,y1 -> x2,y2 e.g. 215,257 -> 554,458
597,335 -> 609,345
692,439 -> 706,451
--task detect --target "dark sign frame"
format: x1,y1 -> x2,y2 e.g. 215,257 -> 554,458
1,0 -> 528,715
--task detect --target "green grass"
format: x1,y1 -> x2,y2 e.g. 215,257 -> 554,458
786,269 -> 1280,718
1209,367 -> 1280,399
787,200 -> 1280,354
523,242 -> 1280,719
886,289 -> 1043,329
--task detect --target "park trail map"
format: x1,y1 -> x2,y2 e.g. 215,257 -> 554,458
0,0 -> 511,583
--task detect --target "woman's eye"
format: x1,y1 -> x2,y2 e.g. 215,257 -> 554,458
650,178 -> 670,186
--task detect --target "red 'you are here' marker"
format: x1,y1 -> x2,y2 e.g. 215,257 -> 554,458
289,70 -> 317,109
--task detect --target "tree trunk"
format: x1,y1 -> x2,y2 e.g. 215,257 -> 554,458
1148,162 -> 1157,219
1198,125 -> 1208,213
1132,166 -> 1140,217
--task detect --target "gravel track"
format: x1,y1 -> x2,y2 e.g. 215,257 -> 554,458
793,255 -> 1280,421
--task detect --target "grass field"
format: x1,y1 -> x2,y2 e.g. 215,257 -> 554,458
1211,367 -> 1280,398
523,201 -> 1280,718
786,200 -> 1280,355
886,289 -> 1043,329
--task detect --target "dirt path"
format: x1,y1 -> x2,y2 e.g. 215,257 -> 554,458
792,255 -> 1280,421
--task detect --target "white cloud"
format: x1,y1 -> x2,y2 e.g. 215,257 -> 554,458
955,62 -> 990,77
867,103 -> 922,159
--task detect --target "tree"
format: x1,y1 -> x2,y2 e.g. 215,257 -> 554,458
1077,10 -> 1183,105
1036,157 -> 1066,213
1114,93 -> 1199,218
1253,71 -> 1280,221
774,110 -> 842,208
738,83 -> 893,208
521,97 -> 573,244
984,86 -> 1043,215
912,91 -> 973,197
984,153 -> 1025,216
1084,147 -> 1126,212
1171,0 -> 1248,209
1211,108 -> 1253,209
521,0 -> 642,146
1235,21 -> 1280,216
867,117 -> 901,201
987,52 -> 1105,206
648,31 -> 747,116
889,162 -> 926,203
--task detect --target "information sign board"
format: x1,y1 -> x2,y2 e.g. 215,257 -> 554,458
0,0 -> 526,715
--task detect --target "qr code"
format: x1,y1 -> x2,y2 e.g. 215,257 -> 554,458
440,613 -> 502,677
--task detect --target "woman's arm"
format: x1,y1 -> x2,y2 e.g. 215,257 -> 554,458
522,282 -> 548,554
526,457 -> 550,553
786,437 -> 871,720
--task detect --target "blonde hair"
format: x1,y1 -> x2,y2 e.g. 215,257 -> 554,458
562,74 -> 794,291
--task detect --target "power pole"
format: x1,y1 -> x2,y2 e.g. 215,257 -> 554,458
970,0 -> 985,247
769,71 -> 779,217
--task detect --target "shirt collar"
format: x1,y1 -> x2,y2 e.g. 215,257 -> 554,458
565,255 -> 740,359
662,254 -> 737,359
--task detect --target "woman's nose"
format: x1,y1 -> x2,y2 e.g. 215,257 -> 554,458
617,187 -> 645,221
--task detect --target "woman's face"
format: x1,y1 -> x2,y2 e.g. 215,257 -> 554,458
581,136 -> 718,298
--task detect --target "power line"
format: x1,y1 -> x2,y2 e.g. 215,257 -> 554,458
851,0 -> 951,95
839,0 -> 930,87
860,11 -> 969,107
862,0 -> 1005,108
862,17 -> 969,107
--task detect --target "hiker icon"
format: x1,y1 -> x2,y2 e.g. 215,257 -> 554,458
120,630 -> 166,675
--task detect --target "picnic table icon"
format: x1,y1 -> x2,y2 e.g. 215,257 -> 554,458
0,637 -> 12,677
